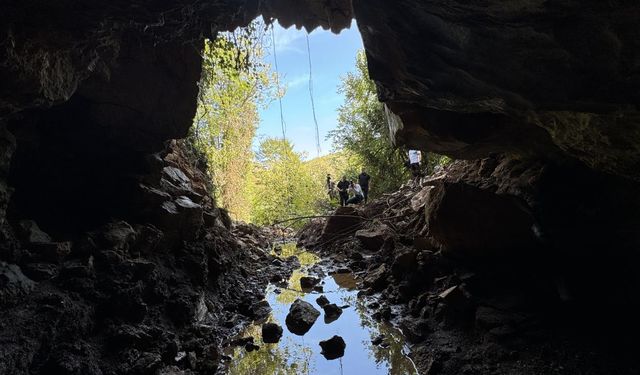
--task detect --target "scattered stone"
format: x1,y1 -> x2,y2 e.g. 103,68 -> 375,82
363,264 -> 388,291
22,263 -> 58,281
300,276 -> 320,289
373,305 -> 393,321
0,262 -> 36,305
410,185 -> 434,212
245,343 -> 260,352
391,248 -> 419,277
400,318 -> 431,343
316,295 -> 330,307
323,303 -> 343,323
250,300 -> 272,320
319,335 -> 346,360
230,337 -> 254,347
285,299 -> 320,335
355,227 -> 390,251
16,220 -> 52,243
261,323 -> 283,343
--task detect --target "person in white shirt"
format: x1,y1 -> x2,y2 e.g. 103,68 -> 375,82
408,149 -> 422,178
346,180 -> 364,205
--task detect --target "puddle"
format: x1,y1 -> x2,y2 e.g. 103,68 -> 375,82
225,244 -> 418,375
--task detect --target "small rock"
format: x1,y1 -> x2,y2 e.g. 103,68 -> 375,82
316,295 -> 330,307
323,303 -> 343,324
261,323 -> 283,343
285,299 -> 320,335
300,276 -> 320,289
245,343 -> 260,352
319,335 -> 346,360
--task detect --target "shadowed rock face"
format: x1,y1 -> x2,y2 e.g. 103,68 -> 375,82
353,0 -> 640,180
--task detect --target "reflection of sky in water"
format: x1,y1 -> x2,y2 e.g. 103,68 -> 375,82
226,246 -> 418,375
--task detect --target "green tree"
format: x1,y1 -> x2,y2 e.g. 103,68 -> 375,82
329,50 -> 450,196
190,20 -> 276,221
251,138 -> 317,226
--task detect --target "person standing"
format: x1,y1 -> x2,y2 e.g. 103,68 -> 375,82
408,149 -> 422,178
326,174 -> 334,199
337,176 -> 350,207
357,169 -> 371,204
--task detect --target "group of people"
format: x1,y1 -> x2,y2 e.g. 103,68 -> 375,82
326,169 -> 371,207
325,150 -> 423,207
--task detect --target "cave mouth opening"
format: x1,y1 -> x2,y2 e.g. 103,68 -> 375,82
188,17 -> 368,224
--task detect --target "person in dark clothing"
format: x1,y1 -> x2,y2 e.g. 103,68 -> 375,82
337,176 -> 350,207
357,169 -> 371,204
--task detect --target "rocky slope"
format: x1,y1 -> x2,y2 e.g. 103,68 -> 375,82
299,159 -> 640,374
0,141 -> 296,374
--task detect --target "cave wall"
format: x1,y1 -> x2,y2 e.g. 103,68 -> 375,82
0,0 -> 638,314
354,0 -> 640,181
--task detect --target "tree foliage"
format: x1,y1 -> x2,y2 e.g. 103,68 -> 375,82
190,20 -> 276,220
329,50 -> 451,196
251,138 -> 318,226
328,50 -> 410,196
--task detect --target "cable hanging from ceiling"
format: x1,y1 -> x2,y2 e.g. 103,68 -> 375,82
270,23 -> 287,140
306,33 -> 321,157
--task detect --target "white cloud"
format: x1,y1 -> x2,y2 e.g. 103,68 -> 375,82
285,74 -> 309,90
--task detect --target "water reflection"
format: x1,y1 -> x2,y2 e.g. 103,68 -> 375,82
226,244 -> 417,375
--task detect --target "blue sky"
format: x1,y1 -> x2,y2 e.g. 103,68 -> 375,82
256,21 -> 364,159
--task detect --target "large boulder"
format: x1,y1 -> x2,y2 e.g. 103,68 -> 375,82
426,181 -> 539,259
285,299 -> 320,336
363,264 -> 389,292
319,207 -> 364,243
355,225 -> 391,251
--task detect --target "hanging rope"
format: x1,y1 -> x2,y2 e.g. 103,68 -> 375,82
271,24 -> 287,140
306,33 -> 322,157
270,23 -> 293,220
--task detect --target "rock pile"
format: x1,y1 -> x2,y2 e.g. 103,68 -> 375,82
298,156 -> 640,375
0,141 -> 295,375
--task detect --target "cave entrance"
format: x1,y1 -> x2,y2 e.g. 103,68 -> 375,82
188,18 -> 371,225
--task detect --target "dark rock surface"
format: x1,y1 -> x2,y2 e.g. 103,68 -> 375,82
1,1 -> 640,374
261,323 -> 283,344
354,0 -> 640,181
285,299 -> 320,336
322,303 -> 343,324
0,141 -> 294,374
303,167 -> 640,375
319,335 -> 346,360
299,276 -> 320,289
316,295 -> 330,308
